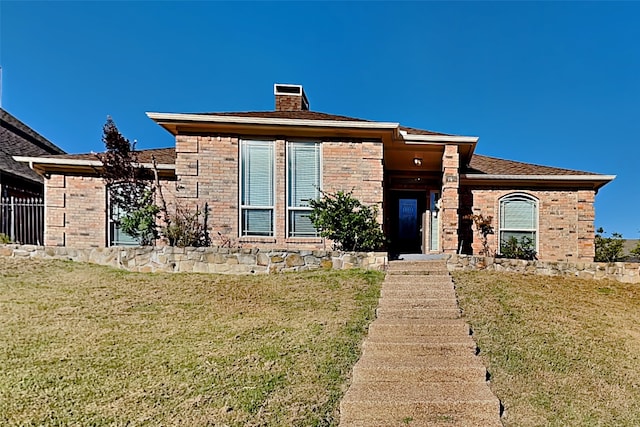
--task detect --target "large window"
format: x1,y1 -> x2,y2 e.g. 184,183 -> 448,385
499,193 -> 538,251
240,140 -> 274,236
108,184 -> 140,246
287,141 -> 320,237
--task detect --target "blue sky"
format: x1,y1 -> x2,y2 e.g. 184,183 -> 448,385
1,1 -> 638,237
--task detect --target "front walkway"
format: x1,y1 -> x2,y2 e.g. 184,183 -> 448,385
340,260 -> 502,426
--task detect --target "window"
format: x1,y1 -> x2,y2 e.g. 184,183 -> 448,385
108,184 -> 140,246
499,193 -> 538,251
240,140 -> 274,236
287,141 -> 320,237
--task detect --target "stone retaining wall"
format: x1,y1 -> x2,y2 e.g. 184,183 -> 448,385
447,254 -> 640,284
0,244 -> 387,274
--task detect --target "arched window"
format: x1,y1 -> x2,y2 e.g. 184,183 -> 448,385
499,193 -> 538,253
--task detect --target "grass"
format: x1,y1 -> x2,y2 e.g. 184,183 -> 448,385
453,271 -> 640,426
0,257 -> 383,426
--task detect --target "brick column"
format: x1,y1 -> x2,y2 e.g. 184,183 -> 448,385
441,145 -> 460,254
577,189 -> 596,261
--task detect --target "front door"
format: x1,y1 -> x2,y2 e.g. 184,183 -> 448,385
391,191 -> 426,254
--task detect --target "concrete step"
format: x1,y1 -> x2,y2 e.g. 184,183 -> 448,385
367,319 -> 470,338
380,288 -> 457,299
384,277 -> 454,286
363,337 -> 476,356
376,307 -> 461,319
383,279 -> 454,288
340,382 -> 501,424
377,298 -> 458,309
357,350 -> 485,368
387,260 -> 448,270
341,413 -> 502,427
352,361 -> 487,383
386,269 -> 451,276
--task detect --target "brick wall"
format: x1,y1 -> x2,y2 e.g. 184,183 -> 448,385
171,135 -> 385,250
45,175 -> 106,248
461,187 -> 596,261
175,134 -> 238,239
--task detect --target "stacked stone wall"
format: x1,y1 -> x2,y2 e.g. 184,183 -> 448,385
447,254 -> 640,284
0,244 -> 387,274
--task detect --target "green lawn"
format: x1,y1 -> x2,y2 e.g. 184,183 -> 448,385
453,271 -> 640,427
0,258 -> 383,426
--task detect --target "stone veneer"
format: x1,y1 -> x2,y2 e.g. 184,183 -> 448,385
447,254 -> 640,284
0,244 -> 387,274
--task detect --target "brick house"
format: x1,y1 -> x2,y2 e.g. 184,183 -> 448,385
16,84 -> 614,261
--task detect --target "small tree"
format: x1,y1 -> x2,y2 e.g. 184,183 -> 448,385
464,213 -> 494,256
97,118 -> 159,245
308,190 -> 385,251
594,227 -> 625,262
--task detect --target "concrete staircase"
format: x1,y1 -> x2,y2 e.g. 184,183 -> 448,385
340,260 -> 502,426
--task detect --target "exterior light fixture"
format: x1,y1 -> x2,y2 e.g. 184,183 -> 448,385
413,157 -> 422,167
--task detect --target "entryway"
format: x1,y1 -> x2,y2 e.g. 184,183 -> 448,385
388,190 -> 440,257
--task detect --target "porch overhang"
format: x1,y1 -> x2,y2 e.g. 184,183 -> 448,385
384,131 -> 478,174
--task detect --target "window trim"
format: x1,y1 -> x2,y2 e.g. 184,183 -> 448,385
498,192 -> 539,254
286,140 -> 322,238
239,139 -> 276,237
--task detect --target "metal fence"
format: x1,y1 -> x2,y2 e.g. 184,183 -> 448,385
0,196 -> 44,245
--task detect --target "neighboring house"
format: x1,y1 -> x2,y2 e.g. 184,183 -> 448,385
16,84 -> 614,261
1,108 -> 65,243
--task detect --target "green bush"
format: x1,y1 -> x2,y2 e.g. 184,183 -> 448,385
594,227 -> 625,262
0,233 -> 11,244
308,190 -> 385,251
500,236 -> 537,260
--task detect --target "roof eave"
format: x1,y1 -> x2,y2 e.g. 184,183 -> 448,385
146,112 -> 400,135
13,156 -> 176,177
461,174 -> 616,191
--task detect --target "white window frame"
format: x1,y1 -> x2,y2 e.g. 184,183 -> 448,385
498,193 -> 539,254
286,141 -> 322,238
239,139 -> 275,237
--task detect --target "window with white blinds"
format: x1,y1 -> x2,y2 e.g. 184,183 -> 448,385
287,141 -> 320,237
240,140 -> 274,236
499,194 -> 538,250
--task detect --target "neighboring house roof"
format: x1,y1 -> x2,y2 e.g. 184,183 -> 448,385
0,108 -> 65,184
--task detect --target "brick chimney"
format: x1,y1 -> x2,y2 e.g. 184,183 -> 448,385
274,84 -> 309,111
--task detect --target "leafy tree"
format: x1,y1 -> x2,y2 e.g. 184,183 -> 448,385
308,190 -> 385,251
594,227 -> 625,262
464,213 -> 494,257
97,118 -> 159,245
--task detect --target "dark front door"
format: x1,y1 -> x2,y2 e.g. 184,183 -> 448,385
391,191 -> 426,254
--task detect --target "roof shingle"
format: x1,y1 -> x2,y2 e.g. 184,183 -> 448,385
0,108 -> 65,184
465,154 -> 598,176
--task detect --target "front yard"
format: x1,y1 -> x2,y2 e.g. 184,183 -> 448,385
453,270 -> 640,426
0,258 -> 382,426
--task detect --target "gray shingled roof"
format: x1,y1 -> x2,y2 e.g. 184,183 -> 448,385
0,108 -> 65,184
465,154 -> 599,176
